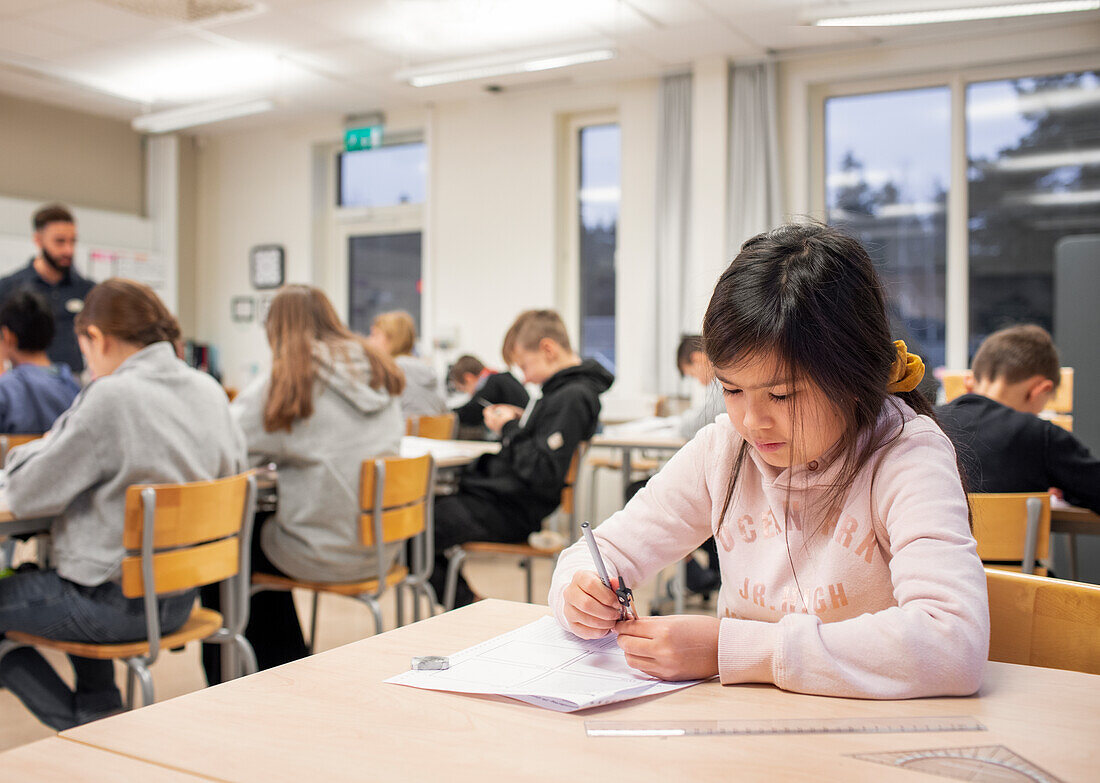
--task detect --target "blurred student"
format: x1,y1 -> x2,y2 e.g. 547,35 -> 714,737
204,286 -> 405,681
0,204 -> 94,374
433,310 -> 613,607
0,289 -> 80,433
675,335 -> 725,439
449,354 -> 529,431
368,310 -> 446,419
0,279 -> 245,730
937,324 -> 1100,513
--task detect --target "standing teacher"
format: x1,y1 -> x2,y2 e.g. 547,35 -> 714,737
0,204 -> 94,375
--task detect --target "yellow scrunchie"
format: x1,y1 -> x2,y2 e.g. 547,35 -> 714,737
888,340 -> 925,393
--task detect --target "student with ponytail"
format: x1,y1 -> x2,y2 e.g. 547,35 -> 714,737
0,279 -> 245,729
550,223 -> 988,699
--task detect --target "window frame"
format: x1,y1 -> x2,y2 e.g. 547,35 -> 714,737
810,52 -> 1100,369
557,109 -> 619,362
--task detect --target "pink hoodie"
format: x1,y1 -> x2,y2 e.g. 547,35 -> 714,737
549,399 -> 989,699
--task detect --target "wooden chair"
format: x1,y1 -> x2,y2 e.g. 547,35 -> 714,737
986,568 -> 1100,675
0,472 -> 259,709
251,454 -> 436,651
407,413 -> 457,440
0,433 -> 42,464
970,493 -> 1051,576
442,442 -> 588,610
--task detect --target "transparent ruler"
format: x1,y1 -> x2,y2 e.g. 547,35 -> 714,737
585,715 -> 986,738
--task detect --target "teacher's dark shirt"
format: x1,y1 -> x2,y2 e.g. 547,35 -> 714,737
0,260 -> 95,374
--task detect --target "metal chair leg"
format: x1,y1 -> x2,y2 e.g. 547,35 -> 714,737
308,592 -> 320,655
522,557 -> 533,604
366,598 -> 384,636
418,580 -> 439,617
125,665 -> 137,710
235,634 -> 258,676
395,583 -> 407,628
443,546 -> 467,611
127,660 -> 155,708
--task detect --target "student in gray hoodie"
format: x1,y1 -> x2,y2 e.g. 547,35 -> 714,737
0,279 -> 246,730
369,310 -> 446,419
203,285 -> 405,681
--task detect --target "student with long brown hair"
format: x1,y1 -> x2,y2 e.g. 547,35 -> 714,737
0,279 -> 245,730
203,285 -> 404,681
551,223 -> 988,699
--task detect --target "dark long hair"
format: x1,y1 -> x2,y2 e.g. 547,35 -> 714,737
702,222 -> 962,536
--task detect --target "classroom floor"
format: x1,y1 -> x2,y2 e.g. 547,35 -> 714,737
0,551 -> 716,752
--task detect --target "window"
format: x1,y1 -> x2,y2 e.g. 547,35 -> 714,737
825,87 -> 950,370
347,232 -> 423,336
578,124 -> 620,372
338,142 -> 426,208
967,71 -> 1100,354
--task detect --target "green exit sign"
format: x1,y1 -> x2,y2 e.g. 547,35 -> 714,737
345,125 -> 383,151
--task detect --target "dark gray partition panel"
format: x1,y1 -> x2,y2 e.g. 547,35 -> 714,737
1053,235 -> 1100,583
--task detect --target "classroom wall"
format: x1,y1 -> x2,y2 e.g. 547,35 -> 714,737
192,79 -> 681,394
0,93 -> 145,215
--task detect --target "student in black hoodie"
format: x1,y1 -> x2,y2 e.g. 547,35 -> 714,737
430,310 -> 614,608
937,324 -> 1100,514
449,354 -> 530,434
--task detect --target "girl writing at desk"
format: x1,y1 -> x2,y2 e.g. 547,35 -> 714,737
551,223 -> 989,699
0,279 -> 245,729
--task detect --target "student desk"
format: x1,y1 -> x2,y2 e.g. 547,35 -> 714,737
58,599 -> 1100,782
1051,503 -> 1100,581
0,736 -> 206,782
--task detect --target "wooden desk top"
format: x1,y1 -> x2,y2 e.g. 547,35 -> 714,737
591,432 -> 688,450
1051,503 -> 1100,535
400,436 -> 501,469
0,737 -> 204,781
62,599 -> 1100,782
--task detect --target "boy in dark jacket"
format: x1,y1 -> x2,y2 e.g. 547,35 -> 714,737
937,324 -> 1100,513
449,354 -> 530,436
431,310 -> 614,608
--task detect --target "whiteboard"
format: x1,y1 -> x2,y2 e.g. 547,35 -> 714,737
0,195 -> 166,303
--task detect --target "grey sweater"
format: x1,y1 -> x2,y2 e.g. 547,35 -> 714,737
5,342 -> 247,586
396,355 -> 446,418
234,340 -> 405,583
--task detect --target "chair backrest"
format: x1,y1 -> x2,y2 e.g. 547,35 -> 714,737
1046,413 -> 1073,432
359,454 -> 435,547
941,371 -> 969,403
413,413 -> 456,440
986,568 -> 1100,675
120,472 -> 256,599
0,433 -> 43,464
969,493 -> 1051,575
559,441 -> 589,516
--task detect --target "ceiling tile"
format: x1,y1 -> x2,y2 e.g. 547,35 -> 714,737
0,19 -> 91,58
22,0 -> 171,45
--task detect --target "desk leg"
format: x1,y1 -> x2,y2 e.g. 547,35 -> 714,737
673,560 -> 686,615
1067,533 -> 1079,581
221,578 -> 240,682
620,447 -> 633,503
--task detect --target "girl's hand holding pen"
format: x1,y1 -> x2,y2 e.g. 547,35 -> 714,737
562,570 -> 626,639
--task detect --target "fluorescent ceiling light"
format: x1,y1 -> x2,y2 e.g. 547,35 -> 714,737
131,98 -> 274,133
398,49 -> 616,87
814,1 -> 1100,26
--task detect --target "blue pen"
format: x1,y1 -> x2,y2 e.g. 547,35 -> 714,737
580,522 -> 636,620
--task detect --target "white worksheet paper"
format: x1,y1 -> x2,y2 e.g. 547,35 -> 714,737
386,616 -> 700,712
